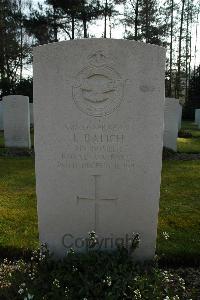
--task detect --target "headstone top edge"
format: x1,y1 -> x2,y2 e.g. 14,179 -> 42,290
3,95 -> 29,98
2,95 -> 29,103
33,38 -> 166,54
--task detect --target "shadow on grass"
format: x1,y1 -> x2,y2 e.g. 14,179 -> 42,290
158,252 -> 200,268
0,147 -> 34,157
0,244 -> 200,268
0,245 -> 33,261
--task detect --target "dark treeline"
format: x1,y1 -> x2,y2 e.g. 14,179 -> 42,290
0,0 -> 200,114
184,65 -> 200,118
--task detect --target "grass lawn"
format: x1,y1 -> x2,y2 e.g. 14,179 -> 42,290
157,160 -> 200,265
0,157 -> 200,265
177,121 -> 200,153
0,158 -> 38,257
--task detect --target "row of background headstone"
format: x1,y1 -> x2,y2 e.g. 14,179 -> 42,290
0,96 -> 181,151
0,100 -> 34,130
0,95 -> 32,148
195,109 -> 200,126
163,98 -> 182,152
0,102 -> 3,131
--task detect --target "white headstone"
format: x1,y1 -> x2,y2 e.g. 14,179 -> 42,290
34,39 -> 165,261
0,101 -> 3,130
30,103 -> 34,126
3,95 -> 31,148
195,109 -> 200,127
163,98 -> 180,151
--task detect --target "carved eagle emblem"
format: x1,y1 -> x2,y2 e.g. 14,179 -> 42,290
72,51 -> 124,117
81,78 -> 116,103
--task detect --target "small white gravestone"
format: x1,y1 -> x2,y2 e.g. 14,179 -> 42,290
34,39 -> 165,261
0,101 -> 3,130
163,98 -> 180,151
30,103 -> 34,126
3,95 -> 31,148
178,104 -> 182,130
195,109 -> 200,127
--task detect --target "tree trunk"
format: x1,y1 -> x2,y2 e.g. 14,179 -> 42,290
71,13 -> 75,39
19,0 -> 23,81
185,0 -> 189,101
109,15 -> 112,38
169,0 -> 174,97
145,1 -> 149,43
0,2 -> 7,95
83,18 -> 87,38
193,12 -> 199,77
104,0 -> 107,38
134,0 -> 139,40
176,0 -> 185,99
188,34 -> 191,85
53,5 -> 58,42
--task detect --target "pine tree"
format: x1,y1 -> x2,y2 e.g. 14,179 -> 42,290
122,0 -> 167,45
0,0 -> 30,96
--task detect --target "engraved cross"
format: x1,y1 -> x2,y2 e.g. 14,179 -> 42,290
77,175 -> 118,232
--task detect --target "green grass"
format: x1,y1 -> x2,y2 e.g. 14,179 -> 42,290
157,160 -> 200,265
177,137 -> 200,153
177,121 -> 200,153
181,120 -> 200,137
0,157 -> 38,256
0,157 -> 200,265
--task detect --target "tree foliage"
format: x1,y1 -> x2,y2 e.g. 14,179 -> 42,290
184,65 -> 200,119
0,0 -> 200,108
0,0 -> 31,96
